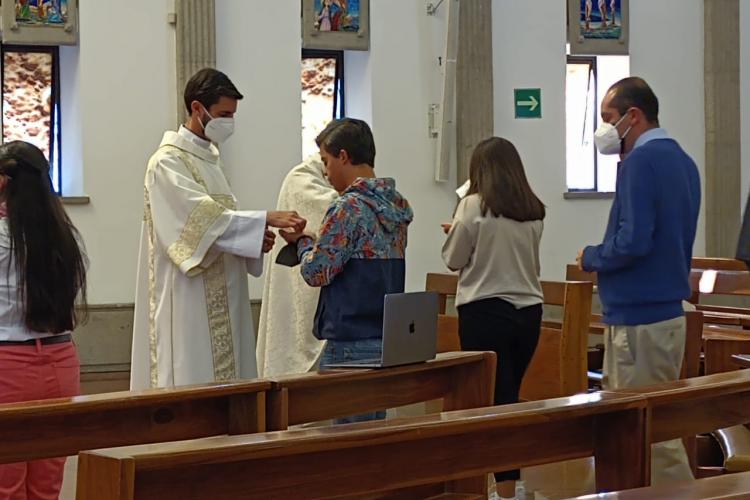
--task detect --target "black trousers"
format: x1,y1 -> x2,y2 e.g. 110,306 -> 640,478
458,297 -> 542,482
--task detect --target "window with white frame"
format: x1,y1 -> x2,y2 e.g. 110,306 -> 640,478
566,52 -> 629,193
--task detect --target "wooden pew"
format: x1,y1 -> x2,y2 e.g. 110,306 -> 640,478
76,392 -> 650,500
703,327 -> 750,375
425,273 -> 593,400
733,354 -> 750,368
614,370 -> 750,453
565,260 -> 750,328
0,381 -> 269,465
265,351 -> 496,431
265,351 -> 496,498
570,470 -> 750,499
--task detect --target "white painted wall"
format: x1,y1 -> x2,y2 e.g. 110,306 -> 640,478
629,0 -> 705,256
65,0 -> 176,304
492,0 -> 705,281
365,0 -> 456,291
215,0 -> 303,299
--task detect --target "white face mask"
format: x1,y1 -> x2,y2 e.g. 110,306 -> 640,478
200,107 -> 235,144
594,113 -> 631,155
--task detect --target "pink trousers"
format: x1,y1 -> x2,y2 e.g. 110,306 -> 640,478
0,340 -> 80,500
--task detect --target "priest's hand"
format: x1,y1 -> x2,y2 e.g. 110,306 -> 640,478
279,228 -> 313,245
267,211 -> 306,233
441,223 -> 452,234
262,229 -> 276,254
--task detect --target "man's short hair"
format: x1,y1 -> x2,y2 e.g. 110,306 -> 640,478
608,77 -> 659,124
183,68 -> 243,113
315,118 -> 376,167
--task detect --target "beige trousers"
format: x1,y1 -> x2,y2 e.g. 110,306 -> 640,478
602,315 -> 694,485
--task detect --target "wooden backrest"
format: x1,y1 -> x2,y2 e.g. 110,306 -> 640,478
76,392 -> 649,500
566,264 -> 597,284
265,351 -> 496,431
425,273 -> 593,399
566,259 -> 750,302
692,258 -> 749,271
614,369 -> 750,444
703,327 -> 750,375
437,315 -> 461,352
682,310 -> 703,379
0,380 -> 270,465
565,258 -> 749,284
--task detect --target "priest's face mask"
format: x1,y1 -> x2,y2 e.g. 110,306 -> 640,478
193,97 -> 238,144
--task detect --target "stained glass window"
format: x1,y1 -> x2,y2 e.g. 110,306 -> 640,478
2,46 -> 61,193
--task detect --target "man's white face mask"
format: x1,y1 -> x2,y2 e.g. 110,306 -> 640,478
200,106 -> 235,144
594,113 -> 631,155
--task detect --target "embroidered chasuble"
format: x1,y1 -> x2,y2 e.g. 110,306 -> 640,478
131,127 -> 265,389
256,154 -> 338,376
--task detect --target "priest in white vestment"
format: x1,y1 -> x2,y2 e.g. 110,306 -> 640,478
131,69 -> 305,389
256,153 -> 338,376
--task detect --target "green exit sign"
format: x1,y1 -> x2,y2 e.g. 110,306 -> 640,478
514,88 -> 541,119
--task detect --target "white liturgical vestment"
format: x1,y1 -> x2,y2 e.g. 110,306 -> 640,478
131,127 -> 265,389
256,154 -> 337,377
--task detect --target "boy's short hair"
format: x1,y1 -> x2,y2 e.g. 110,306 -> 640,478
315,118 -> 376,167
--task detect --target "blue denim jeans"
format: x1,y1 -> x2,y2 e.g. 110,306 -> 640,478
319,338 -> 387,424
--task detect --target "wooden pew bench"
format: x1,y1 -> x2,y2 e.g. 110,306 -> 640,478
426,273 -> 592,400
1,352 -> 496,498
613,370 -> 750,457
265,351 -> 496,431
565,259 -> 750,331
570,470 -> 750,499
76,392 -> 650,500
264,351 -> 496,499
0,381 -> 270,465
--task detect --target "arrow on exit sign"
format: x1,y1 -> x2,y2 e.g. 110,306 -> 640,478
514,89 -> 542,119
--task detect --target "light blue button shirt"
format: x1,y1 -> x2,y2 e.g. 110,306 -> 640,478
633,127 -> 670,150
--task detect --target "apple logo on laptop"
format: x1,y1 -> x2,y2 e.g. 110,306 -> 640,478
409,321 -> 416,334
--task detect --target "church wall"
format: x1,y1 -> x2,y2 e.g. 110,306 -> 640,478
64,0 -> 177,304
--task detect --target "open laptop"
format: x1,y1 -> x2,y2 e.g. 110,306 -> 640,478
324,291 -> 439,369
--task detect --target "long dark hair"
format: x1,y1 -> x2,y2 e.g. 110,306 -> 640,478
468,137 -> 545,222
0,141 -> 87,333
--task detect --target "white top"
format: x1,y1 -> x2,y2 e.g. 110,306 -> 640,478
442,194 -> 544,309
0,219 -> 81,341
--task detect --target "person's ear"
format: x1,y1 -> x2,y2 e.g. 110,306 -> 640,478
339,149 -> 350,165
190,100 -> 203,119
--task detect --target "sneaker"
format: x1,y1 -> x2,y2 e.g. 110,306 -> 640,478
516,479 -> 526,499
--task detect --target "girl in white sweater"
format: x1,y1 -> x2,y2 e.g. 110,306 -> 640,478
442,137 -> 545,500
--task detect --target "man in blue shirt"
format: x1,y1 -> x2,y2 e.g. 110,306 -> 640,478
577,77 -> 700,484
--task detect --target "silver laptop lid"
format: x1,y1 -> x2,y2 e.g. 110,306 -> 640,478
381,292 -> 439,367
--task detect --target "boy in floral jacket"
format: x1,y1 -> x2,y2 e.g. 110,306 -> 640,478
281,118 -> 413,422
